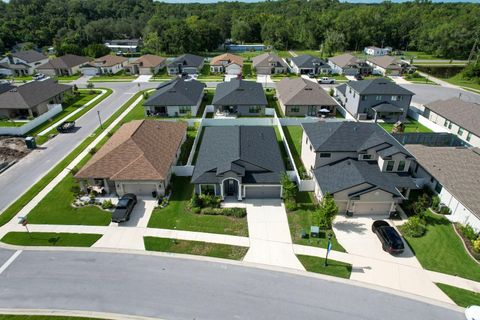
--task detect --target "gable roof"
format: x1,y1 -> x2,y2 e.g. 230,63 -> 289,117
191,126 -> 285,184
424,98 -> 480,137
11,50 -> 47,63
252,53 -> 288,68
212,79 -> 267,106
367,56 -> 401,70
91,54 -> 128,67
347,78 -> 414,96
290,55 -> 330,69
210,53 -> 244,67
144,78 -> 205,107
37,54 -> 91,70
128,54 -> 166,68
328,53 -> 363,68
276,77 -> 337,106
75,120 -> 187,181
167,54 -> 204,68
0,79 -> 71,110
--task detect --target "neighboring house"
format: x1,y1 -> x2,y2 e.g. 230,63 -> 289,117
75,120 -> 187,197
335,78 -> 414,122
143,78 -> 205,117
423,98 -> 480,148
407,145 -> 480,231
124,54 -> 166,75
167,54 -> 205,75
327,53 -> 371,76
104,39 -> 142,53
289,55 -> 331,75
191,126 -> 285,200
276,77 -> 337,117
364,46 -> 391,56
301,122 -> 418,216
80,55 -> 128,75
0,79 -> 72,118
252,53 -> 288,75
210,53 -> 244,75
0,50 -> 49,76
212,79 -> 267,116
366,56 -> 403,76
36,54 -> 91,76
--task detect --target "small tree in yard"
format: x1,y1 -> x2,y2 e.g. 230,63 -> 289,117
317,193 -> 338,229
281,172 -> 297,211
86,82 -> 95,94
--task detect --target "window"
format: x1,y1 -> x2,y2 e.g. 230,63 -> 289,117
444,120 -> 449,127
391,96 -> 398,101
291,107 -> 300,113
386,160 -> 395,172
435,182 -> 443,194
458,127 -> 464,136
309,145 -> 313,151
319,153 -> 331,158
353,92 -> 356,98
375,95 -> 382,101
361,154 -> 372,160
200,185 -> 215,195
179,106 -> 191,114
467,132 -> 472,142
448,122 -> 452,129
397,160 -> 406,171
361,96 -> 367,101
249,106 -> 261,113
305,137 -> 308,144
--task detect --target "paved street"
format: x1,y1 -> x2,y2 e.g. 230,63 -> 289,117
0,248 -> 463,320
401,83 -> 480,105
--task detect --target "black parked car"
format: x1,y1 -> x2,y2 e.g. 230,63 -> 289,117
372,220 -> 405,254
111,194 -> 137,223
354,74 -> 364,80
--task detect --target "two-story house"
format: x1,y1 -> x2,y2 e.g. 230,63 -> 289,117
0,50 -> 49,76
252,53 -> 288,75
327,53 -> 371,76
301,122 -> 417,216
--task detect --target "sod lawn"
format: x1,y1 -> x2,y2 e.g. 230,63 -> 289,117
1,232 -> 101,247
436,283 -> 480,307
0,316 -> 103,320
378,117 -> 432,133
297,255 -> 352,279
282,125 -> 304,173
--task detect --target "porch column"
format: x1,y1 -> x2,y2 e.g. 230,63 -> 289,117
220,182 -> 224,200
28,108 -> 34,118
389,202 -> 396,213
79,180 -> 87,193
103,179 -> 110,194
237,183 -> 242,201
374,111 -> 378,123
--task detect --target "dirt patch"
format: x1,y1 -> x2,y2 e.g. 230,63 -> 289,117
0,136 -> 30,163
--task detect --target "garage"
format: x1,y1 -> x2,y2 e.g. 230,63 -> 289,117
245,185 -> 281,199
352,202 -> 393,215
81,68 -> 98,76
122,183 -> 157,196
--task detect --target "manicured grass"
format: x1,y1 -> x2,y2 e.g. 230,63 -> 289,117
0,120 -> 24,127
404,51 -> 443,60
197,63 -> 224,80
191,127 -> 205,165
378,117 -> 432,133
0,316 -> 103,320
144,237 -> 248,260
444,73 -> 480,92
242,62 -> 255,79
297,255 -> 351,279
282,126 -> 305,174
177,126 -> 198,165
292,50 -> 323,58
197,90 -> 214,118
237,51 -> 263,60
266,90 -> 283,117
7,76 -> 33,83
404,73 -> 437,85
57,73 -> 82,82
436,283 -> 480,307
147,177 -> 249,237
273,126 -> 293,170
89,70 -> 137,82
1,232 -> 101,247
401,211 -> 480,282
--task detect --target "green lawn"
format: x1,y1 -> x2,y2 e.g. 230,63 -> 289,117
197,90 -> 214,118
237,51 -> 263,60
282,126 -> 305,174
6,76 -> 33,83
57,73 -> 82,82
292,50 -> 323,58
401,211 -> 480,282
89,70 -> 138,82
177,126 -> 198,165
0,120 -> 25,127
1,232 -> 101,247
0,316 -> 103,320
404,51 -> 444,60
297,255 -> 352,279
144,237 -> 248,260
436,283 -> 480,307
266,90 -> 283,117
273,126 -> 293,170
197,63 -> 224,80
444,73 -> 480,92
404,73 -> 437,85
378,117 -> 432,133
242,62 -> 255,79
147,177 -> 249,237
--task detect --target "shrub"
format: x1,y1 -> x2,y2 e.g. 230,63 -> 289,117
329,88 -> 334,96
201,207 -> 246,218
102,199 -> 114,209
414,193 -> 431,216
88,147 -> 97,155
439,206 -> 451,215
189,193 -> 202,209
431,195 -> 440,211
191,207 -> 201,214
285,199 -> 297,211
459,224 -> 478,241
70,185 -> 81,196
473,239 -> 480,253
402,216 -> 426,238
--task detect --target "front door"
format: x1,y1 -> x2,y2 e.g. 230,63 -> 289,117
307,106 -> 317,116
226,180 -> 235,196
155,106 -> 167,114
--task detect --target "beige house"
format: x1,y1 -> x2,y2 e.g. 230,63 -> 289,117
124,54 -> 166,75
210,53 -> 244,75
252,53 -> 288,75
366,56 -> 403,76
37,54 -> 91,76
80,55 -> 128,76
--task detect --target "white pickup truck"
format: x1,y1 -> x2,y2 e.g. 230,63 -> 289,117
317,77 -> 335,84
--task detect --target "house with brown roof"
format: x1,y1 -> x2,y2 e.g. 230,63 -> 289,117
366,56 -> 403,76
80,54 -> 128,76
276,78 -> 337,117
75,120 -> 187,197
327,53 -> 371,76
124,54 -> 166,75
252,53 -> 288,75
210,53 -> 244,75
37,54 -> 92,76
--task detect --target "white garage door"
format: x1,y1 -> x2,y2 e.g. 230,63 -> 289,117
353,202 -> 392,215
122,183 -> 156,196
245,186 -> 281,199
82,69 -> 98,76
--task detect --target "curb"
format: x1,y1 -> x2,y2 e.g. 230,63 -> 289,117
0,308 -> 162,320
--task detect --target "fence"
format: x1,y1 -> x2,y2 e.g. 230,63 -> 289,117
0,104 -> 63,135
172,166 -> 194,176
392,132 -> 466,147
407,108 -> 449,133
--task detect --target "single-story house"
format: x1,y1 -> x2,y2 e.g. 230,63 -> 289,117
36,54 -> 92,76
276,77 -> 337,117
364,46 -> 391,56
289,55 -> 331,75
0,50 -> 49,76
407,145 -> 480,231
104,39 -> 142,53
143,78 -> 205,117
80,55 -> 128,76
167,54 -> 204,75
191,126 -> 285,200
124,54 -> 166,75
212,79 -> 267,116
210,53 -> 244,75
0,79 -> 72,118
75,120 -> 187,197
366,56 -> 403,76
252,53 -> 288,75
327,53 -> 372,75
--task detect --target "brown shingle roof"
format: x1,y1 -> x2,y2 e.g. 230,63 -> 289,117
75,120 -> 187,181
276,78 -> 337,106
328,53 -> 363,68
210,53 -> 244,67
93,54 -> 128,67
367,55 -> 401,70
128,54 -> 166,68
37,54 -> 91,70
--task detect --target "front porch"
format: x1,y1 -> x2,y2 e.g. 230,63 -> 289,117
371,103 -> 404,123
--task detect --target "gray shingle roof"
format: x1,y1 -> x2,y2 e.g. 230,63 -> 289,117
37,54 -> 91,70
372,103 -> 404,113
290,55 -> 330,69
212,79 -> 267,106
336,83 -> 347,96
167,54 -> 204,68
252,53 -> 288,69
328,53 -> 363,68
276,77 -> 337,106
11,50 -> 47,63
144,79 -> 205,107
348,78 -> 414,96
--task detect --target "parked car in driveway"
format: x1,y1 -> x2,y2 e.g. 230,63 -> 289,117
372,220 -> 405,254
33,73 -> 45,81
318,77 -> 335,84
111,193 -> 137,223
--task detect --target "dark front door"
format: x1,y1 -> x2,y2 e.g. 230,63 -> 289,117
155,106 -> 167,114
226,180 -> 235,196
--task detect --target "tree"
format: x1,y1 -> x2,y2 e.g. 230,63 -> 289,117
231,20 -> 252,44
84,44 -> 110,58
322,29 -> 346,57
281,172 -> 297,211
142,31 -> 162,55
317,193 -> 338,229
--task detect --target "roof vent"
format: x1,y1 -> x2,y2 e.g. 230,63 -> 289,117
305,88 -> 312,91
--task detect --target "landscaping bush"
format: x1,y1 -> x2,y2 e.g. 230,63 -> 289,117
402,216 -> 426,237
439,206 -> 451,215
285,199 -> 297,211
189,193 -> 202,209
200,207 -> 247,218
473,239 -> 480,253
329,88 -> 334,96
88,147 -> 97,155
431,195 -> 440,212
189,193 -> 221,210
458,224 -> 478,241
101,199 -> 114,209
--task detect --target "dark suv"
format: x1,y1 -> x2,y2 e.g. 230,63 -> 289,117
111,194 -> 137,223
372,220 -> 405,254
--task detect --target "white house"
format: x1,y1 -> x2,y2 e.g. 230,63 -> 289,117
80,55 -> 128,76
364,46 -> 391,56
0,50 -> 49,76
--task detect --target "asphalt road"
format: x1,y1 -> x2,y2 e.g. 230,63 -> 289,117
400,83 -> 480,105
0,248 -> 463,320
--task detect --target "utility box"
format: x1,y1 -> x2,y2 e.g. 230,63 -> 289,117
25,136 -> 36,149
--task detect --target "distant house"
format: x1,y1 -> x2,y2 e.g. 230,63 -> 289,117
252,53 -> 288,75
423,98 -> 480,147
167,54 -> 204,75
276,78 -> 337,117
143,78 -> 205,117
36,54 -> 91,76
225,43 -> 266,52
0,50 -> 49,76
75,120 -> 187,197
80,55 -> 128,76
335,78 -> 414,122
104,39 -> 142,53
327,53 -> 371,76
366,56 -> 403,76
124,54 -> 166,75
212,79 -> 267,116
289,55 -> 331,75
0,79 -> 72,118
210,53 -> 244,75
364,46 -> 391,56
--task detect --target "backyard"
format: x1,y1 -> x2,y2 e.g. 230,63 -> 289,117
177,125 -> 199,165
282,126 -> 305,175
265,90 -> 283,117
378,117 -> 432,133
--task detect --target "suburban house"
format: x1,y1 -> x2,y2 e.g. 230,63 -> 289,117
289,55 -> 331,75
80,55 -> 128,76
335,78 -> 414,122
104,39 -> 142,53
36,54 -> 91,76
209,53 -> 244,75
0,79 -> 72,118
276,77 -> 337,117
366,56 -> 403,76
301,122 -> 418,216
407,145 -> 480,231
167,54 -> 204,75
124,54 -> 166,75
327,53 -> 371,75
252,53 -> 288,75
364,46 -> 391,56
422,98 -> 480,147
212,79 -> 267,116
75,120 -> 187,197
143,78 -> 205,117
0,50 -> 49,76
191,126 -> 285,200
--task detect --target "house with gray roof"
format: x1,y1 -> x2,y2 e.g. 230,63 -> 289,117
143,78 -> 205,117
327,53 -> 371,76
167,54 -> 205,75
36,54 -> 91,77
335,78 -> 414,122
252,53 -> 288,75
366,56 -> 404,76
0,50 -> 49,76
192,126 -> 285,200
289,55 -> 331,75
301,122 -> 417,216
212,79 -> 267,116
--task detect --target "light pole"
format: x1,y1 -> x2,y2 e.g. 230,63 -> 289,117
97,110 -> 103,129
324,232 -> 333,267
